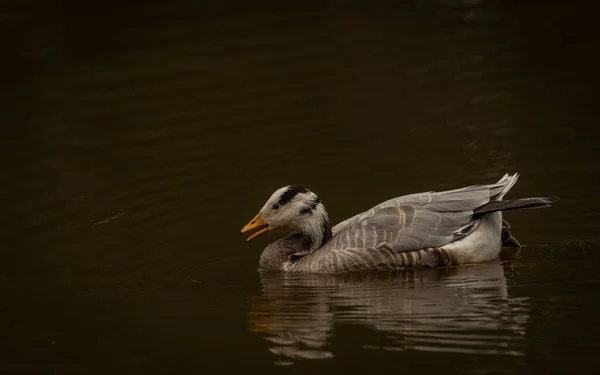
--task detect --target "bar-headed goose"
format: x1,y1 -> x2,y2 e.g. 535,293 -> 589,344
241,173 -> 557,273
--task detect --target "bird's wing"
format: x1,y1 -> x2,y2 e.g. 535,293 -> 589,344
331,173 -> 517,236
325,173 -> 522,256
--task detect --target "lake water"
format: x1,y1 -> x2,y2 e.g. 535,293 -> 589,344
1,1 -> 599,374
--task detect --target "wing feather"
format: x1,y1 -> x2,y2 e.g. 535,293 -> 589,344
321,175 -> 522,263
331,179 -> 512,235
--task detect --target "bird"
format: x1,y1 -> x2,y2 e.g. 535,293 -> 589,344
240,173 -> 558,273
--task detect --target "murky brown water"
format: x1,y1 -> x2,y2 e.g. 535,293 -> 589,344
1,1 -> 599,373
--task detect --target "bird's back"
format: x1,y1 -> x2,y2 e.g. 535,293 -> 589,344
288,173 -> 556,273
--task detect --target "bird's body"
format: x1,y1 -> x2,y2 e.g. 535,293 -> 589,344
241,173 -> 557,274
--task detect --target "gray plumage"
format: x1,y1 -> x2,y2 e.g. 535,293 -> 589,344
244,173 -> 558,274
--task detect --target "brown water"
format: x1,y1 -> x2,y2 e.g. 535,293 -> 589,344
2,0 -> 599,373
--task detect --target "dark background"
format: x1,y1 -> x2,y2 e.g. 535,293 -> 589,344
1,1 -> 599,373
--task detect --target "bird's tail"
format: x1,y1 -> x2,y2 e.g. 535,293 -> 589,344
479,172 -> 559,214
474,196 -> 559,215
495,172 -> 520,200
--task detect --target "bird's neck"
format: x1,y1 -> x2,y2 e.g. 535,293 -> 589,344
258,206 -> 332,272
297,204 -> 333,251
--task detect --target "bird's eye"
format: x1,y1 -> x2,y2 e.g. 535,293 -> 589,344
272,204 -> 280,210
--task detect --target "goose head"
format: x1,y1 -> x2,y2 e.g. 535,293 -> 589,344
241,185 -> 332,251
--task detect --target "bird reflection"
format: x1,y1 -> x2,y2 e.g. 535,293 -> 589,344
248,259 -> 529,364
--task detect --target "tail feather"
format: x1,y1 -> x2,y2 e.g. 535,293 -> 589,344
495,172 -> 520,200
474,196 -> 559,215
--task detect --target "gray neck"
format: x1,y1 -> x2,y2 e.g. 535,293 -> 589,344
258,214 -> 333,271
259,202 -> 333,272
259,233 -> 312,271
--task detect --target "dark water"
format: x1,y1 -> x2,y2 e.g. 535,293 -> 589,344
2,0 -> 599,373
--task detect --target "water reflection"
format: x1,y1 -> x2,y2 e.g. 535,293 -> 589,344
249,260 -> 529,364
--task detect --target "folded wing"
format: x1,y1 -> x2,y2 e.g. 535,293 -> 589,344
328,174 -> 520,254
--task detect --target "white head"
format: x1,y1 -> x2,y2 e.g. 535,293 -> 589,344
241,185 -> 332,251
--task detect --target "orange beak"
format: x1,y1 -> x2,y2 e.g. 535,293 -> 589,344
240,212 -> 269,242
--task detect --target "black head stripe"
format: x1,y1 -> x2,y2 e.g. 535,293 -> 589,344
300,197 -> 321,215
299,207 -> 313,215
278,185 -> 310,205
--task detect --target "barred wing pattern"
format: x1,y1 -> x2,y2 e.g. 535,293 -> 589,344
332,174 -> 515,237
299,175 -> 520,271
328,206 -> 475,254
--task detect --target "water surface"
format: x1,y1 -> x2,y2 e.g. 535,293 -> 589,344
1,1 -> 599,374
